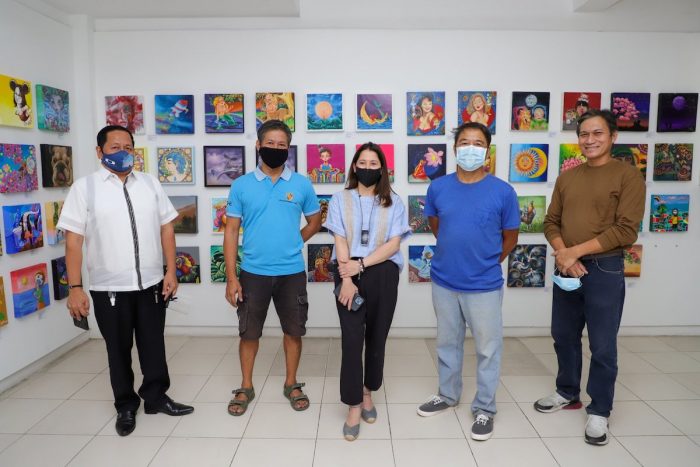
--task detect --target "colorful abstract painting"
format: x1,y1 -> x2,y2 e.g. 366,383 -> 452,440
653,144 -> 693,181
204,146 -> 245,187
623,244 -> 643,278
133,147 -> 148,173
356,93 -> 392,131
255,92 -> 295,131
355,143 -> 394,182
458,91 -> 496,134
511,92 -> 550,131
307,93 -> 343,131
155,94 -> 194,134
174,247 -> 201,283
0,277 -> 7,327
407,144 -> 446,183
307,244 -> 334,283
10,263 -> 49,318
509,144 -> 549,182
559,144 -> 586,173
517,196 -> 546,233
562,92 -> 601,131
211,197 -> 228,234
650,194 -> 689,232
105,95 -> 144,134
507,244 -> 546,287
307,144 -> 345,183
256,145 -> 297,172
0,144 -> 38,193
44,200 -> 65,245
408,245 -> 436,283
40,144 -> 73,187
157,147 -> 194,184
170,196 -> 198,234
611,93 -> 650,132
657,93 -> 697,132
36,85 -> 69,132
318,195 -> 332,233
407,92 -> 445,136
204,93 -> 244,133
408,195 -> 431,234
0,74 -> 33,128
210,245 -> 242,282
51,256 -> 69,300
3,203 -> 43,254
612,144 -> 648,178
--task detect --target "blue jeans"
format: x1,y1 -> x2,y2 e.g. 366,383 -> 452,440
552,255 -> 625,417
433,283 -> 503,416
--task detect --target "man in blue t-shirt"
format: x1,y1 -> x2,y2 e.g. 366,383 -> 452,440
416,122 -> 519,441
224,120 -> 321,416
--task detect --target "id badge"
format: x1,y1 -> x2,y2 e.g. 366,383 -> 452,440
361,229 -> 370,246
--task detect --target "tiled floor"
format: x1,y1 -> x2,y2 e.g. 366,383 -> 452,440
1,335 -> 700,466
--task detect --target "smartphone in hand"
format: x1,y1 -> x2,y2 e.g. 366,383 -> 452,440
333,284 -> 365,311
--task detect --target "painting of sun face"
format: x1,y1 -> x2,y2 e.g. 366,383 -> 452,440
509,144 -> 549,182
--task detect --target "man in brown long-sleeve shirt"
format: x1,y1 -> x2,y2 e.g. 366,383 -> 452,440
534,109 -> 646,446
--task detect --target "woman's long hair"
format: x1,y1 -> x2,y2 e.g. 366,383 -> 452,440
345,142 -> 393,207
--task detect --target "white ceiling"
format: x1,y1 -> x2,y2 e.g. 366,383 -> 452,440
17,0 -> 700,32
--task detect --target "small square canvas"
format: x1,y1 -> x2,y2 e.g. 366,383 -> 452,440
0,143 -> 38,193
507,244 -> 546,287
44,200 -> 65,245
458,91 -> 496,134
517,196 -> 546,233
10,263 -> 50,318
255,145 -> 297,172
653,144 -> 693,181
559,144 -> 586,173
307,244 -> 334,282
317,195 -> 332,233
355,143 -> 394,182
562,92 -> 601,131
256,92 -> 295,131
509,144 -> 549,182
40,144 -> 73,187
211,197 -> 228,234
158,147 -> 194,184
0,74 -> 33,128
623,244 -> 643,277
485,146 -> 496,175
307,144 -> 345,183
650,194 -> 689,232
657,93 -> 697,132
133,148 -> 148,173
511,92 -> 550,131
36,85 -> 69,132
105,95 -> 144,134
169,196 -> 198,234
611,93 -> 650,132
408,195 -> 431,234
612,144 -> 648,178
204,93 -> 244,133
356,93 -> 392,131
407,92 -> 445,136
307,93 -> 343,131
3,203 -> 43,254
174,247 -> 201,283
0,277 -> 7,327
210,245 -> 242,282
51,256 -> 69,300
204,145 -> 245,187
155,94 -> 194,134
408,245 -> 436,283
407,144 -> 446,183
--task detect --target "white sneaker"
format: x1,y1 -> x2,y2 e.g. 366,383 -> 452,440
533,392 -> 582,413
584,414 -> 609,446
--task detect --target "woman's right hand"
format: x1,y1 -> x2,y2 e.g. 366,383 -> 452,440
338,280 -> 358,310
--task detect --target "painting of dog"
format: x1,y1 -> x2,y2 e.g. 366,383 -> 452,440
40,144 -> 73,188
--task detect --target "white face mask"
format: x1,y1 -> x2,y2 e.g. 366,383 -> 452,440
456,145 -> 487,171
552,270 -> 582,291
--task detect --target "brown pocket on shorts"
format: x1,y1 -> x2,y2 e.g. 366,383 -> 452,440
297,293 -> 309,326
237,301 -> 248,336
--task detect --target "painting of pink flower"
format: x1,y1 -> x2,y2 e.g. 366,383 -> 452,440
424,147 -> 444,167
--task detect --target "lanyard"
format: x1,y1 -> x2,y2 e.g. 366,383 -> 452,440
359,194 -> 376,246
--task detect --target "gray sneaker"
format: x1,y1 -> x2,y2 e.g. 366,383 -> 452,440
471,413 -> 494,441
534,392 -> 582,413
417,395 -> 453,417
584,414 -> 609,446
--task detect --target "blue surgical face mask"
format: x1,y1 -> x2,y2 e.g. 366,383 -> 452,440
552,270 -> 582,291
101,150 -> 134,173
456,145 -> 487,171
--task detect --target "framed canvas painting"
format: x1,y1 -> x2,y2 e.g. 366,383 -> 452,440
210,245 -> 242,282
408,195 -> 431,234
611,93 -> 650,132
511,92 -> 550,131
408,245 -> 436,283
173,247 -> 201,283
157,147 -> 194,184
407,144 -> 446,183
51,256 -> 69,300
650,194 -> 689,232
307,93 -> 343,131
509,144 -> 549,183
133,148 -> 148,173
653,143 -> 693,181
559,144 -> 586,173
517,196 -> 546,233
623,244 -> 643,277
204,93 -> 244,133
356,93 -> 392,131
169,195 -> 198,234
407,92 -> 445,136
44,200 -> 65,245
40,144 -> 73,187
307,244 -> 334,282
105,95 -> 144,134
36,85 -> 69,132
10,263 -> 49,318
155,94 -> 194,134
317,195 -> 332,233
0,277 -> 7,327
0,74 -> 33,128
657,93 -> 697,132
255,92 -> 295,131
204,145 -> 245,187
458,91 -> 496,134
612,144 -> 648,178
507,244 -> 546,287
307,144 -> 345,184
3,203 -> 43,254
0,144 -> 38,193
561,92 -> 601,131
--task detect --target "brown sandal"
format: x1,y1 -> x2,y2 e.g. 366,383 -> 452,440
227,387 -> 255,416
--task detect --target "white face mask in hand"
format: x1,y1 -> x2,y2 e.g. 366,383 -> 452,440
552,269 -> 582,291
456,145 -> 487,171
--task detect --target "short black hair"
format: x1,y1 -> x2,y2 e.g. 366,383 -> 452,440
97,125 -> 134,149
257,119 -> 292,145
452,121 -> 491,146
576,109 -> 618,136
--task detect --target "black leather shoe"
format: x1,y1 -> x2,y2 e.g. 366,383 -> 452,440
115,410 -> 136,436
144,399 -> 194,416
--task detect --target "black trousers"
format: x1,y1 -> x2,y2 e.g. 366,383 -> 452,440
334,261 -> 399,406
91,282 -> 170,412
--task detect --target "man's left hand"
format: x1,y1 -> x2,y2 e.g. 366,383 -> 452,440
552,247 -> 581,275
162,270 -> 178,300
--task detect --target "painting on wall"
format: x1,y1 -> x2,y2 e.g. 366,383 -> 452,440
509,144 -> 549,182
0,143 -> 38,193
10,263 -> 50,318
133,147 -> 148,173
355,143 -> 394,182
3,203 -> 43,254
105,95 -> 144,134
40,144 -> 73,188
511,92 -> 550,131
317,195 -> 332,233
173,247 -> 201,283
307,244 -> 334,283
653,143 -> 693,181
170,195 -> 198,234
623,244 -> 643,278
657,93 -> 697,132
408,195 -> 431,234
507,244 -> 546,287
458,91 -> 496,134
517,196 -> 546,233
307,144 -> 345,183
612,144 -> 648,178
256,145 -> 297,172
210,245 -> 242,282
50,256 -> 69,300
307,93 -> 343,131
611,92 -> 650,132
255,92 -> 295,131
211,197 -> 228,234
407,144 -> 446,183
408,245 -> 436,283
407,91 -> 445,136
650,194 -> 689,232
204,93 -> 244,133
204,145 -> 245,187
356,93 -> 392,131
44,200 -> 65,245
559,144 -> 586,173
157,147 -> 194,184
155,94 -> 194,134
562,92 -> 601,131
36,85 -> 69,132
485,146 -> 496,175
0,277 -> 7,327
0,74 -> 33,128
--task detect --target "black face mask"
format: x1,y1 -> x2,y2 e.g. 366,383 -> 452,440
355,168 -> 382,187
258,147 -> 288,169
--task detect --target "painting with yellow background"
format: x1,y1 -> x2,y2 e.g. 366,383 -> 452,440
0,74 -> 33,128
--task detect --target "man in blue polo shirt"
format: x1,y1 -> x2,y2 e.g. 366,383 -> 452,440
224,120 -> 321,416
416,122 -> 519,441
